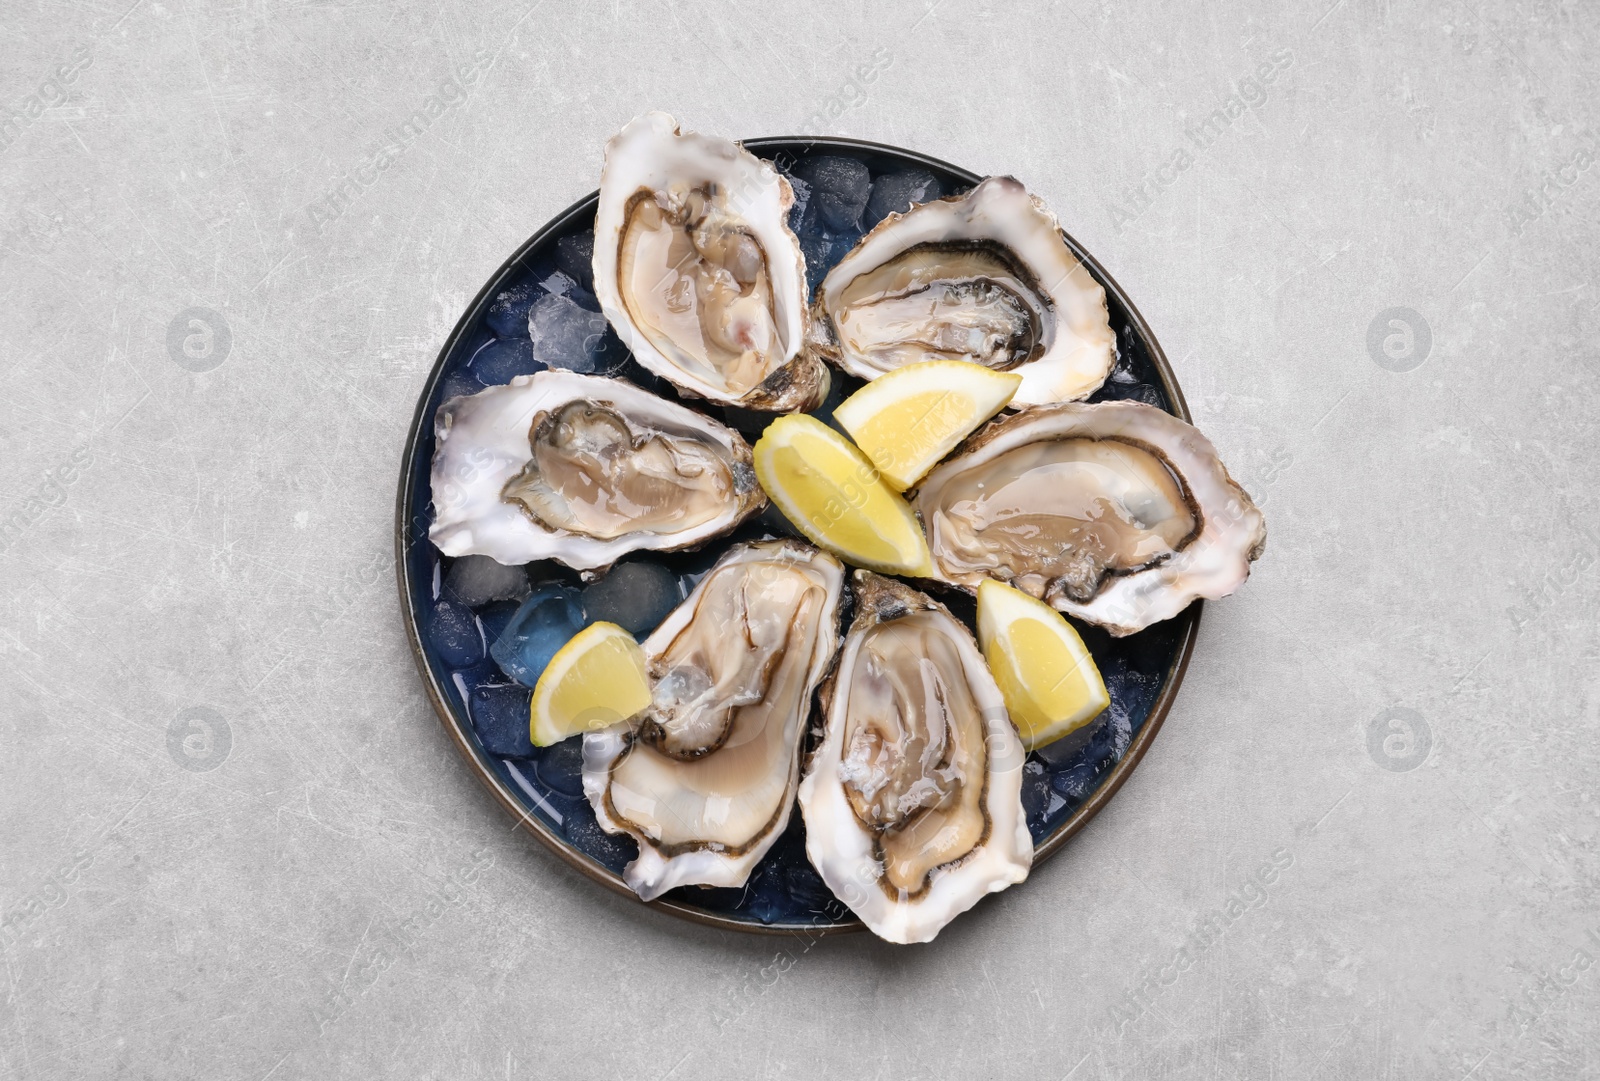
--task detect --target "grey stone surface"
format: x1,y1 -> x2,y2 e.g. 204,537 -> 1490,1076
1,1 -> 1597,1078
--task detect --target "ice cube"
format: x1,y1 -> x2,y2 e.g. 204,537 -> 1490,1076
588,328 -> 633,377
744,815 -> 842,923
475,598 -> 523,651
565,285 -> 602,311
828,226 -> 865,266
783,171 -> 813,233
1020,759 -> 1065,838
1097,382 -> 1166,409
1033,707 -> 1115,769
564,804 -> 637,872
443,554 -> 530,608
800,231 -> 833,293
1108,337 -> 1139,384
471,337 -> 542,387
1030,723 -> 1097,770
488,584 -> 588,687
484,280 -> 539,338
426,597 -> 485,667
539,269 -> 577,297
582,561 -> 684,636
746,859 -> 841,925
555,231 -> 595,292
437,368 -> 479,404
1050,761 -> 1103,802
470,682 -> 534,757
528,293 -> 610,373
864,169 -> 943,229
794,156 -> 872,232
532,737 -> 586,798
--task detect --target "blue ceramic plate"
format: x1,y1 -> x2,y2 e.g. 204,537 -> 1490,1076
396,136 -> 1199,936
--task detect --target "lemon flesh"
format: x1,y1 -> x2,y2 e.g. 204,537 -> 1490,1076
832,360 -> 1022,491
529,621 -> 652,747
977,579 -> 1109,750
753,415 -> 933,576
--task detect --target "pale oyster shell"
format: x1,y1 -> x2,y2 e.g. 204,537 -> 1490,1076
912,400 -> 1267,635
592,112 -> 827,412
428,370 -> 763,571
583,539 -> 845,900
808,175 -> 1116,406
798,573 -> 1032,944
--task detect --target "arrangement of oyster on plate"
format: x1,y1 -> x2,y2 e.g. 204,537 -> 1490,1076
807,176 -> 1116,406
912,400 -> 1267,636
416,112 -> 1272,943
428,370 -> 765,570
591,111 -> 828,412
582,539 -> 845,900
798,573 -> 1032,944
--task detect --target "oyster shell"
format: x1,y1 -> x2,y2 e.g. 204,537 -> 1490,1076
592,112 -> 828,412
583,539 -> 845,900
428,370 -> 764,570
913,400 -> 1267,636
808,176 -> 1116,406
798,573 -> 1032,944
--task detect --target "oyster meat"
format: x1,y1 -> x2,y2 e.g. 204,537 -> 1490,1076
429,370 -> 764,570
798,573 -> 1031,943
913,400 -> 1266,635
592,112 -> 828,412
583,539 -> 845,900
808,176 -> 1116,406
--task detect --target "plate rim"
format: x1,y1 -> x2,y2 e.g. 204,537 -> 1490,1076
394,134 -> 1202,938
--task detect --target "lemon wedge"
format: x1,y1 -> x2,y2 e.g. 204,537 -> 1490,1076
753,414 -> 933,576
976,579 -> 1109,751
529,621 -> 652,747
832,360 -> 1023,491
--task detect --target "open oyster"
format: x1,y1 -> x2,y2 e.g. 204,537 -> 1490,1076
592,112 -> 828,412
913,400 -> 1267,636
428,370 -> 764,570
798,573 -> 1031,944
808,176 -> 1116,406
583,539 -> 845,900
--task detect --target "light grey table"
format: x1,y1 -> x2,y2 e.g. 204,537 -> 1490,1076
3,1 -> 1597,1078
